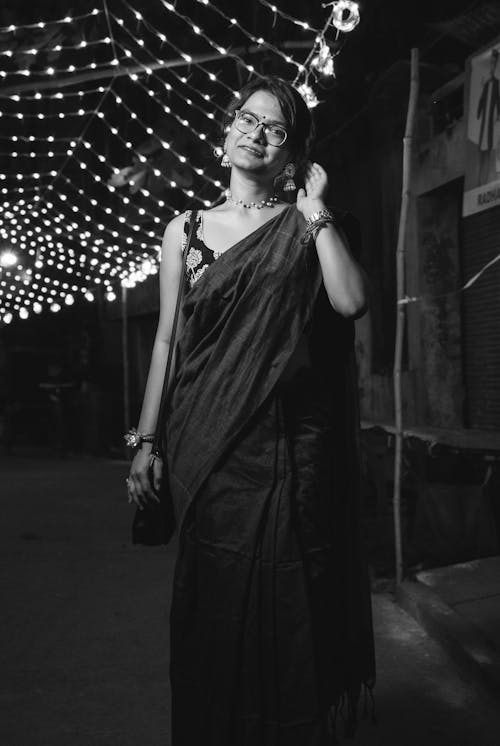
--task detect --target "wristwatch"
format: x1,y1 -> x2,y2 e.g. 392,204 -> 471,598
123,428 -> 155,449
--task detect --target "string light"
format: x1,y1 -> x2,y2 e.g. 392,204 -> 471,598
192,0 -> 306,74
111,8 -> 232,117
0,135 -> 76,143
158,0 -> 265,79
0,9 -> 100,33
0,107 -> 99,120
102,86 -> 223,199
0,1 -> 357,322
0,86 -> 108,102
0,59 -> 121,81
0,192 -> 160,288
129,6 -> 240,101
110,46 -> 221,138
256,0 -> 320,33
294,1 -> 360,107
0,36 -> 112,58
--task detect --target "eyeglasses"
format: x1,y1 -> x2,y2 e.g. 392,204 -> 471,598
233,109 -> 288,147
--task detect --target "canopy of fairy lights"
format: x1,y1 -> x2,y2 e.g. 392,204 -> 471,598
0,0 -> 360,324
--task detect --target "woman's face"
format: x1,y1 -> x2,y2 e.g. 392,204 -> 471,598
224,89 -> 291,179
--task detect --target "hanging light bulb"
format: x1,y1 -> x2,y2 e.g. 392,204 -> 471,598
329,1 -> 360,33
297,82 -> 319,109
311,40 -> 336,78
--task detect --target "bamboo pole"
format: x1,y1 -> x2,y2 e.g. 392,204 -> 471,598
393,48 -> 419,585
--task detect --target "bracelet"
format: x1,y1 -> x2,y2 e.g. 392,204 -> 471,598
123,427 -> 155,449
301,208 -> 336,245
305,208 -> 335,227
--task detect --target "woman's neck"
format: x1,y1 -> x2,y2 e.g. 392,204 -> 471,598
227,172 -> 275,204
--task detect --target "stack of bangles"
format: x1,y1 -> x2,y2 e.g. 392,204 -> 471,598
301,208 -> 336,246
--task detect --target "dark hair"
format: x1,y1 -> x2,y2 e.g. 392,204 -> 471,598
223,76 -> 315,176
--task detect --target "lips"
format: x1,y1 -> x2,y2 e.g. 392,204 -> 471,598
239,145 -> 264,158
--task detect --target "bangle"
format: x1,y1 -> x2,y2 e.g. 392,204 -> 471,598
305,208 -> 335,227
123,427 -> 155,449
301,208 -> 336,245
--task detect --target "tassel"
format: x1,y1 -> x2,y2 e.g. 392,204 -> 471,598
221,152 -> 231,168
282,162 -> 296,191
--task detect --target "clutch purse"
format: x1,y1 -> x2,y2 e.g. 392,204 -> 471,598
131,470 -> 176,545
131,210 -> 198,545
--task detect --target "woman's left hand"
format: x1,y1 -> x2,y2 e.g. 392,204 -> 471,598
296,162 -> 329,218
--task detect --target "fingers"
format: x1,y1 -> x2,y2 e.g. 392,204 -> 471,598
137,469 -> 161,504
301,161 -> 328,202
126,475 -> 144,510
306,161 -> 325,174
126,470 -> 160,510
305,161 -> 326,184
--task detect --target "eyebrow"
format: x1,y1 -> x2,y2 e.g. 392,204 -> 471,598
240,108 -> 287,127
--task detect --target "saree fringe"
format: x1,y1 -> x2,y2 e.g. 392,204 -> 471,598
327,682 -> 377,743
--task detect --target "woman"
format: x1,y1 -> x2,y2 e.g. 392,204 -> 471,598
126,76 -> 375,745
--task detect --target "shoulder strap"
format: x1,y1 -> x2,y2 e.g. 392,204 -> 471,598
150,209 -> 197,459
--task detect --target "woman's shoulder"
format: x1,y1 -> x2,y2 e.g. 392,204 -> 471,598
163,209 -> 199,235
161,212 -> 191,253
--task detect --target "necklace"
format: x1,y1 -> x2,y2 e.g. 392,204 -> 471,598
226,189 -> 279,210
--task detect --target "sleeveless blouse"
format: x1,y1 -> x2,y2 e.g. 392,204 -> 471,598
182,210 -> 221,289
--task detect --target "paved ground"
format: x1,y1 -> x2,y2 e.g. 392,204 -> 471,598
2,455 -> 500,745
417,557 -> 500,650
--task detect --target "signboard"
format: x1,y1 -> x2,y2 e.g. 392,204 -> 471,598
463,37 -> 500,216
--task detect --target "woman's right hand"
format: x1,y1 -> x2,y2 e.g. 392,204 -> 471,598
127,444 -> 163,510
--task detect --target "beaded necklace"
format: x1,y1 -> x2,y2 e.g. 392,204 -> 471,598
226,189 -> 279,210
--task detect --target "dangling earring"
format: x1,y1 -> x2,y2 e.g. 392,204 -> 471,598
283,162 -> 296,191
221,152 -> 231,168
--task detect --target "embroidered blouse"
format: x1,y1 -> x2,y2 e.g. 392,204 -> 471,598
182,210 -> 223,288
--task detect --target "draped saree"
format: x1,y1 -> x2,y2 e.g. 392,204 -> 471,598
165,204 -> 375,745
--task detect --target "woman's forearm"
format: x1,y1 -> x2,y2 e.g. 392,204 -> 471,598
136,339 -> 171,433
314,222 -> 367,318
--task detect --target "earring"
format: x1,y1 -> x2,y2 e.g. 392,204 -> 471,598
283,163 -> 296,191
221,152 -> 231,168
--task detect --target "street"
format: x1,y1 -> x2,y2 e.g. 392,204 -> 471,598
1,455 -> 499,745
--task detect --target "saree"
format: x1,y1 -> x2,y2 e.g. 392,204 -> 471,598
165,205 -> 375,745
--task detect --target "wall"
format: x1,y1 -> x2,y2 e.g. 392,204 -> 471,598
344,91 -> 468,429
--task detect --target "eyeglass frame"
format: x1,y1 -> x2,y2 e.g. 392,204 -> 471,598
232,109 -> 288,148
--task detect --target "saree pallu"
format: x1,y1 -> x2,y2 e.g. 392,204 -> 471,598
166,205 -> 375,745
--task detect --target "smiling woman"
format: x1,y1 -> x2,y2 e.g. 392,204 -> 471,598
126,75 -> 375,746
